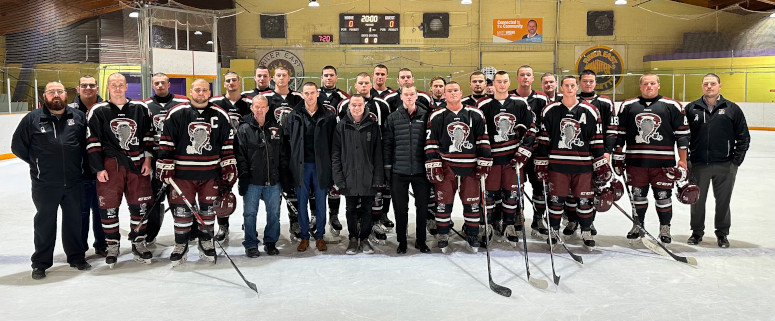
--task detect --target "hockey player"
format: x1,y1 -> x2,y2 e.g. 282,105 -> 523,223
85,73 -> 155,267
518,75 -> 610,248
477,71 -> 536,246
370,64 -> 395,99
332,94 -> 384,255
242,65 -> 272,98
337,73 -> 392,244
429,76 -> 447,109
144,72 -> 190,246
510,65 -> 550,237
157,79 -> 236,265
209,72 -> 252,242
541,72 -> 560,103
425,81 -> 492,253
461,71 -> 488,107
384,68 -> 432,113
317,66 -> 349,237
562,70 -> 616,237
613,73 -> 690,243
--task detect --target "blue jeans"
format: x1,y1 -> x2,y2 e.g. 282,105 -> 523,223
296,163 -> 327,240
242,183 -> 281,249
81,180 -> 106,250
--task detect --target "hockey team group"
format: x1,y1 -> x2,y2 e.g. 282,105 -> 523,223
11,63 -> 750,282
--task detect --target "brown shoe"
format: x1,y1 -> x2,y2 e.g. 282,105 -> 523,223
316,238 -> 327,251
297,239 -> 309,252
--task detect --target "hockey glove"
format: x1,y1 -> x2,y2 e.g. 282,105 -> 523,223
475,158 -> 493,179
593,156 -> 613,187
155,159 -> 175,184
534,157 -> 549,182
425,160 -> 444,184
612,151 -> 626,176
664,166 -> 688,182
510,146 -> 532,169
593,186 -> 614,212
329,185 -> 341,197
220,157 -> 238,187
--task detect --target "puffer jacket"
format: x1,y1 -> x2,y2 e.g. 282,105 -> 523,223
382,103 -> 428,176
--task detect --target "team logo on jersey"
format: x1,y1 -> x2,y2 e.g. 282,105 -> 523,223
634,113 -> 663,143
67,119 -> 75,126
558,118 -> 584,149
274,107 -> 293,123
493,112 -> 517,142
186,122 -> 213,154
269,127 -> 280,140
447,121 -> 473,153
109,118 -> 139,150
152,114 -> 166,133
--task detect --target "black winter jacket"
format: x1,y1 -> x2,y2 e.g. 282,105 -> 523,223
332,111 -> 384,196
383,103 -> 428,176
235,115 -> 286,193
12,106 -> 87,187
685,95 -> 750,166
285,102 -> 337,189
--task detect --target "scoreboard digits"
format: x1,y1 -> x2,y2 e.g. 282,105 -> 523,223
339,14 -> 400,44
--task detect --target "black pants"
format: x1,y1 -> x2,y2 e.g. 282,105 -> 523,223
345,195 -> 374,240
31,183 -> 85,269
690,161 -> 738,236
392,173 -> 430,244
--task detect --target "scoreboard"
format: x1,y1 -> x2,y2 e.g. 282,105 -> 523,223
339,14 -> 400,44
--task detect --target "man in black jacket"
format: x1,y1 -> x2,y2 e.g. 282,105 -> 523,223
384,84 -> 432,254
12,81 -> 91,279
685,73 -> 750,248
332,94 -> 384,254
236,95 -> 286,257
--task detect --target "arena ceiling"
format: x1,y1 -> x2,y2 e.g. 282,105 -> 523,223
670,0 -> 775,12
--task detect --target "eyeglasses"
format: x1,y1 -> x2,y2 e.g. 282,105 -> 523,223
79,84 -> 97,89
45,89 -> 66,95
225,78 -> 239,83
192,88 -> 210,94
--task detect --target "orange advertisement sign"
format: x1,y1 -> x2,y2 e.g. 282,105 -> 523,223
493,18 -> 543,43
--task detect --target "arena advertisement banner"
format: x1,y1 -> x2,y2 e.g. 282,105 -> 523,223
255,49 -> 306,89
492,18 -> 543,43
575,45 -> 625,92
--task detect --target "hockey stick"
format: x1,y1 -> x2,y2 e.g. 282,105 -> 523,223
617,176 -> 698,266
168,180 -> 259,293
131,183 -> 168,234
520,189 -> 584,265
540,180 -> 561,285
516,165 -> 549,289
479,175 -> 512,297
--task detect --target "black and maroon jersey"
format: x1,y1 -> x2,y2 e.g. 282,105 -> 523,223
370,87 -> 395,99
431,97 -> 446,109
477,95 -> 537,165
579,93 -> 616,153
615,95 -> 689,168
384,89 -> 432,113
209,94 -> 251,129
511,89 -> 548,127
241,87 -> 271,99
461,94 -> 487,107
86,99 -> 154,174
536,100 -> 604,174
425,106 -> 491,177
158,103 -> 234,181
261,90 -> 304,126
145,94 -> 189,153
318,87 -> 350,109
337,96 -> 390,127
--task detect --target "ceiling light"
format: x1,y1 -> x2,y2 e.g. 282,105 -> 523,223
206,40 -> 214,45
615,0 -> 627,5
194,30 -> 202,35
461,0 -> 473,4
129,11 -> 139,18
770,12 -> 775,18
308,0 -> 320,7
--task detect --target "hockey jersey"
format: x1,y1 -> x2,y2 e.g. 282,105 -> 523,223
615,95 -> 689,168
86,99 -> 154,174
384,89 -> 432,113
210,94 -> 251,129
431,97 -> 447,109
579,93 -> 616,154
241,87 -> 271,99
370,87 -> 395,99
536,100 -> 604,174
261,90 -> 304,126
158,103 -> 235,181
337,96 -> 390,127
144,93 -> 189,153
477,95 -> 537,165
511,89 -> 548,125
461,94 -> 487,107
318,87 -> 350,109
425,105 -> 491,177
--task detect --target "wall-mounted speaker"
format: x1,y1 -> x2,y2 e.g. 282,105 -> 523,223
422,13 -> 449,38
587,11 -> 614,36
261,14 -> 286,39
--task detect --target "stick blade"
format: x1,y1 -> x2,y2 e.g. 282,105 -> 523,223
488,277 -> 512,297
247,281 -> 259,294
685,257 -> 698,266
553,274 -> 561,285
528,276 -> 549,290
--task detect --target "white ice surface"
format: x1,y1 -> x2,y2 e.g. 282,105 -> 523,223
1,132 -> 774,321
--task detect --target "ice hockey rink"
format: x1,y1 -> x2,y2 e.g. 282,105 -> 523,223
0,131 -> 772,321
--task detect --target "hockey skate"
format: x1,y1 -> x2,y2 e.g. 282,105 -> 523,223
502,225 -> 520,247
590,223 -> 598,236
627,223 -> 645,243
465,234 -> 481,253
659,225 -> 672,244
105,242 -> 120,269
309,216 -> 317,235
581,230 -> 595,249
546,228 -> 559,249
479,224 -> 493,247
215,225 -> 229,244
380,212 -> 395,231
198,239 -> 216,263
169,243 -> 188,267
531,216 -> 549,238
132,237 -> 152,265
345,237 -> 359,255
368,223 -> 388,245
328,213 -> 343,237
437,233 -> 450,253
289,222 -> 302,242
427,219 -> 438,236
491,220 -> 503,237
563,221 -> 578,237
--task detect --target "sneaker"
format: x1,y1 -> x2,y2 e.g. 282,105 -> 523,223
132,238 -> 152,264
626,223 -> 644,239
346,238 -> 359,255
414,240 -> 431,253
465,234 -> 481,253
361,240 -> 375,254
69,261 -> 91,270
105,242 -> 120,268
315,238 -> 327,251
245,247 -> 260,258
31,268 -> 46,280
563,221 -> 578,236
437,233 -> 450,253
687,233 -> 703,245
659,225 -> 672,244
396,242 -> 407,254
215,225 -> 229,243
297,239 -> 309,252
427,219 -> 438,235
170,242 -> 189,266
716,232 -> 730,248
581,230 -> 595,248
264,242 -> 279,255
198,239 -> 216,262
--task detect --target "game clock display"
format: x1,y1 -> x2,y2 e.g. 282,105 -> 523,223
339,14 -> 400,44
312,34 -> 334,43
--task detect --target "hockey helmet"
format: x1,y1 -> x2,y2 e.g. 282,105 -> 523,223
594,187 -> 614,212
677,183 -> 700,205
610,179 -> 625,201
213,191 -> 237,218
